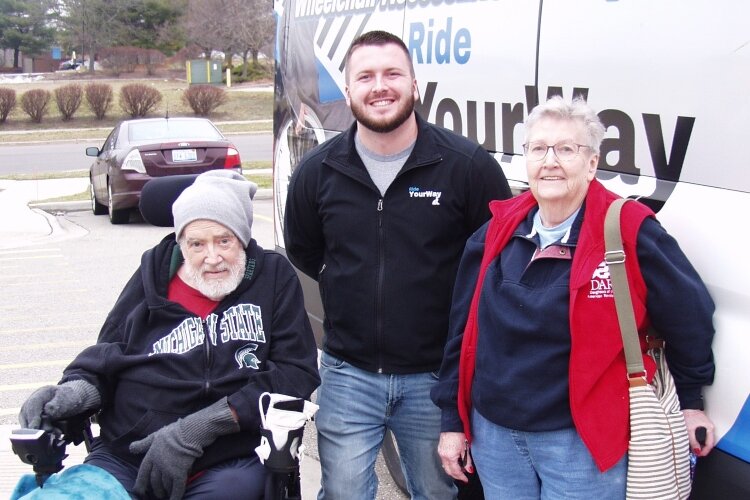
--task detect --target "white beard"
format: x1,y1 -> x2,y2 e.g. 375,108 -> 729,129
182,251 -> 247,301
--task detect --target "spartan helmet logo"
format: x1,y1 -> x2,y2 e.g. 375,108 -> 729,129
235,343 -> 261,369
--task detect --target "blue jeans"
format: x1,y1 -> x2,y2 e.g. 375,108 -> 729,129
470,409 -> 627,499
316,351 -> 456,500
84,439 -> 266,499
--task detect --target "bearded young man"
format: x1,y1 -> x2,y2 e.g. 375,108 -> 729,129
19,170 -> 320,500
284,31 -> 512,499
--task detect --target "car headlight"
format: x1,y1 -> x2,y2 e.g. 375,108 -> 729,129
122,150 -> 146,174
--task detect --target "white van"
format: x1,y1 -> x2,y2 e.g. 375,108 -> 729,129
271,0 -> 750,496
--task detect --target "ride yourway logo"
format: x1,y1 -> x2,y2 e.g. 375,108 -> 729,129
408,186 -> 442,205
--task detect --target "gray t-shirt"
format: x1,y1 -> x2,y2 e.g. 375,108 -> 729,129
355,133 -> 416,196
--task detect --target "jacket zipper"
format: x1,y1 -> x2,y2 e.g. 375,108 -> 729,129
203,318 -> 212,395
376,198 -> 385,373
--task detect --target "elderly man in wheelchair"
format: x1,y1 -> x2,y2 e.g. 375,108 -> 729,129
12,171 -> 320,499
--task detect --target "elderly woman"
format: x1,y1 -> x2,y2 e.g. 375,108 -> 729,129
430,96 -> 716,498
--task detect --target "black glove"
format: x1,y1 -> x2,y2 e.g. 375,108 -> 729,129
18,380 -> 101,431
129,397 -> 239,500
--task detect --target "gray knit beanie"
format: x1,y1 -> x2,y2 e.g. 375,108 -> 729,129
172,170 -> 258,248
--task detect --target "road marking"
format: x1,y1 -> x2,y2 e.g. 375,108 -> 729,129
0,360 -> 70,370
0,311 -> 98,323
0,289 -> 88,299
1,273 -> 71,279
2,280 -> 80,287
0,324 -> 99,335
0,341 -> 88,352
0,300 -> 98,312
0,382 -> 58,392
0,255 -> 64,262
256,214 -> 272,223
0,248 -> 61,256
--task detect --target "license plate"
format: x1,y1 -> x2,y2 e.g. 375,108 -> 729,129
172,149 -> 197,162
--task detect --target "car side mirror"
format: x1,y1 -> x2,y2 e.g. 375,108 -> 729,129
85,147 -> 101,157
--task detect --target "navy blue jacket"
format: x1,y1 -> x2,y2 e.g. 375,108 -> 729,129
284,113 -> 511,374
432,203 -> 715,433
61,235 -> 320,471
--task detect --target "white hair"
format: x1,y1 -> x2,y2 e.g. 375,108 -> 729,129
525,96 -> 606,154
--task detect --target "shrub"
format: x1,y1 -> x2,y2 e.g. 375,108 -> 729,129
119,83 -> 162,118
20,88 -> 51,123
0,87 -> 16,123
85,82 -> 113,120
170,44 -> 203,68
138,48 -> 166,76
182,85 -> 227,116
99,46 -> 140,76
54,83 -> 84,121
228,61 -> 273,84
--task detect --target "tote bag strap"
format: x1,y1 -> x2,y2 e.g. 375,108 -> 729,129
604,198 -> 646,382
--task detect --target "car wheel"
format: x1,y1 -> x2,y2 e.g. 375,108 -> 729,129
382,429 -> 409,494
90,179 -> 107,215
107,182 -> 129,224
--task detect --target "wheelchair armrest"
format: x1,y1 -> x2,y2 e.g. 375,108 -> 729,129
10,412 -> 97,486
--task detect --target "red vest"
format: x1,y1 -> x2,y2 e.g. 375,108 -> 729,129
457,179 -> 655,471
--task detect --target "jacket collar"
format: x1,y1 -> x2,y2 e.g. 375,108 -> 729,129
513,204 -> 586,248
323,112 -> 443,180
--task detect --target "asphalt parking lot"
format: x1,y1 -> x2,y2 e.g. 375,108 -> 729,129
0,178 -> 406,499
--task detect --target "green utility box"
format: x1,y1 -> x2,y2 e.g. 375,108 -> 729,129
187,59 -> 223,84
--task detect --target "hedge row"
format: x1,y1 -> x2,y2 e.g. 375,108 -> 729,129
0,83 -> 228,124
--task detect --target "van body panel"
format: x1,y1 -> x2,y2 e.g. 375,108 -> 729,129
272,0 -> 750,491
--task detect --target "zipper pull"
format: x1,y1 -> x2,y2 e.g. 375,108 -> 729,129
377,199 -> 383,211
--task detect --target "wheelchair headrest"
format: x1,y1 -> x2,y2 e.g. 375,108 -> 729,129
139,174 -> 199,227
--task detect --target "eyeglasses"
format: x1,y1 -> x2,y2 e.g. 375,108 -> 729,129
522,141 -> 591,162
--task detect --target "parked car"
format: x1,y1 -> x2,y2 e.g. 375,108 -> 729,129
58,60 -> 83,70
87,117 -> 242,224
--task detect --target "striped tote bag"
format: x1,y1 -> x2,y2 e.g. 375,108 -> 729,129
626,345 -> 692,499
605,199 -> 691,499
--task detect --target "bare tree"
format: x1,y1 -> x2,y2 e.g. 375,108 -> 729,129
224,0 -> 274,76
60,0 -> 137,72
183,0 -> 274,76
182,0 -> 227,59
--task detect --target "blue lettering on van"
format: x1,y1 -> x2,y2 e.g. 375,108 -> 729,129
292,0 -> 483,19
414,81 -> 695,211
409,18 -> 471,64
717,394 -> 750,462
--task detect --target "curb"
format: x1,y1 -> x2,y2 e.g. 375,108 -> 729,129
28,189 -> 273,214
29,200 -> 90,212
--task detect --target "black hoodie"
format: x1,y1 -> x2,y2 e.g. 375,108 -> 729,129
61,235 -> 320,470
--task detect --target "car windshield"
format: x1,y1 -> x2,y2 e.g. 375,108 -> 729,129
128,120 -> 224,142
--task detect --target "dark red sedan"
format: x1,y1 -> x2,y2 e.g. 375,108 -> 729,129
87,117 -> 242,224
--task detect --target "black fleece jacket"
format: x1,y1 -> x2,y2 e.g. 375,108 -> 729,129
284,113 -> 511,374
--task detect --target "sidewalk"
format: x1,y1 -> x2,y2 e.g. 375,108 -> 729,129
0,177 -> 90,250
0,175 -> 272,250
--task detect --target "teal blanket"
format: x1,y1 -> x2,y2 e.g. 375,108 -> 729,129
11,463 -> 129,499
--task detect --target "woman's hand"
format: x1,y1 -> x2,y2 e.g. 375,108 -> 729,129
437,431 -> 473,483
683,409 -> 715,457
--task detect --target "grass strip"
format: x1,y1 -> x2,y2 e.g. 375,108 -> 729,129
0,161 -> 271,182
37,173 -> 272,204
